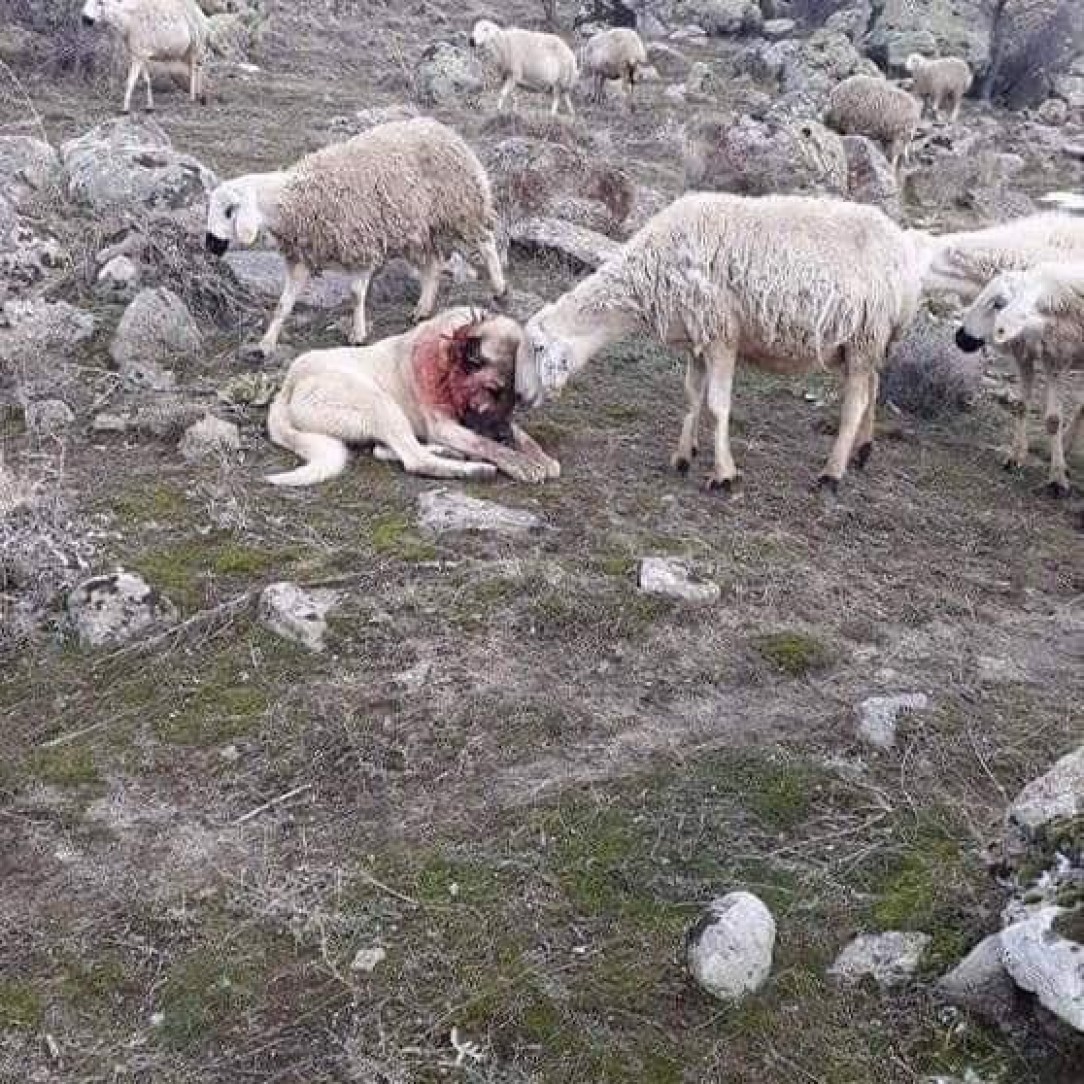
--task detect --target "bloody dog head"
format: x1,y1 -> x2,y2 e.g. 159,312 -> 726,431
415,311 -> 524,443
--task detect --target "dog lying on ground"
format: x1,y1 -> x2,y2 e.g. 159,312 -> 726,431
265,307 -> 561,485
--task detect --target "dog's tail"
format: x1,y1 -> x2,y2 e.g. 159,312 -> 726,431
265,389 -> 350,487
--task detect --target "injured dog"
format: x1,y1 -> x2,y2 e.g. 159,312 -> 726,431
265,307 -> 561,485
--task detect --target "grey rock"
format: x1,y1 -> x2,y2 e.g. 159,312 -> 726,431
417,489 -> 543,534
0,298 -> 96,404
67,571 -> 179,648
1007,746 -> 1084,838
843,134 -> 901,217
1037,98 -> 1069,126
97,254 -> 140,294
1000,907 -> 1084,1032
685,60 -> 713,96
508,217 -> 620,271
60,118 -> 217,214
937,933 -> 1020,1027
110,288 -> 202,387
0,136 -> 61,210
416,42 -> 484,106
25,399 -> 75,436
258,582 -> 340,653
762,18 -> 796,39
677,0 -> 762,36
829,931 -> 932,988
686,892 -> 776,1001
645,42 -> 690,79
638,557 -> 720,604
92,412 -> 130,433
178,415 -> 242,462
856,692 -> 929,750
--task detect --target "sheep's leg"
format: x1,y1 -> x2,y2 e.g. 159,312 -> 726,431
551,85 -> 561,117
701,342 -> 740,493
496,77 -> 515,114
412,258 -> 443,323
1043,369 -> 1070,497
348,268 -> 374,345
1065,401 -> 1083,458
1005,357 -> 1035,471
477,235 -> 507,300
818,364 -> 871,491
672,353 -> 707,474
256,261 -> 310,358
852,369 -> 879,470
122,59 -> 141,114
141,62 -> 154,112
562,89 -> 575,117
427,418 -> 547,483
949,92 -> 961,122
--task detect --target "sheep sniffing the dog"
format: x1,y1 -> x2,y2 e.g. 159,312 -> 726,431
515,192 -> 928,493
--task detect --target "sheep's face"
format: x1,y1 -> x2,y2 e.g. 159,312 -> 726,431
903,54 -> 925,74
956,271 -> 1036,351
80,0 -> 103,25
516,310 -> 576,408
205,182 -> 264,254
470,20 -> 501,50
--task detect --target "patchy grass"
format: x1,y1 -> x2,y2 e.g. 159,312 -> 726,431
750,630 -> 836,677
0,981 -> 43,1031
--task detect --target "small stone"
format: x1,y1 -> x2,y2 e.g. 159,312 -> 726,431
96,254 -> 140,293
1000,906 -> 1084,1032
258,582 -> 340,653
110,287 -> 202,389
25,399 -> 75,436
828,931 -> 931,988
856,692 -> 930,750
350,946 -> 387,973
638,557 -> 720,604
762,18 -> 797,39
686,891 -> 776,1001
91,412 -> 129,433
1007,746 -> 1084,838
67,571 -> 179,648
178,415 -> 241,462
417,489 -> 543,534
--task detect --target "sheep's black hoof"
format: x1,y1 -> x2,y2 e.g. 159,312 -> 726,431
1002,456 -> 1022,473
673,456 -> 691,475
704,474 -> 739,495
851,441 -> 873,470
1046,479 -> 1071,500
814,474 -> 840,495
144,105 -> 154,114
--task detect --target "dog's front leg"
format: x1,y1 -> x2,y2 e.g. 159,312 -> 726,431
510,424 -> 560,480
427,418 -> 550,483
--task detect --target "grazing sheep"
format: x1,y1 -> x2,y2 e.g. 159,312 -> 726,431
469,20 -> 578,117
581,27 -> 649,108
267,307 -> 559,486
904,54 -> 972,122
824,74 -> 921,170
955,262 -> 1084,496
515,192 -> 928,492
921,212 -> 1084,303
80,0 -> 209,114
204,118 -> 507,359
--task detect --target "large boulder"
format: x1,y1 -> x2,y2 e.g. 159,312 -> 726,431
686,892 -> 776,1001
416,42 -> 484,106
676,0 -> 763,36
684,114 -> 848,196
937,933 -> 1021,1029
60,118 -> 217,214
1006,746 -> 1084,839
110,287 -> 203,389
745,28 -> 874,95
1000,908 -> 1084,1032
867,0 -> 990,74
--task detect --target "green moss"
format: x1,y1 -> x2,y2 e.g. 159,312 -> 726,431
26,744 -> 102,789
155,680 -> 268,747
366,513 -> 437,562
751,630 -> 835,676
0,981 -> 42,1030
110,483 -> 189,523
61,955 -> 133,1014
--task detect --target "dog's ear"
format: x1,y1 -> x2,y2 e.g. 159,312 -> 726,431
449,321 -> 488,371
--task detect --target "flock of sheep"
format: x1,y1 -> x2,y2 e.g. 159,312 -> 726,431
77,3 -> 1084,501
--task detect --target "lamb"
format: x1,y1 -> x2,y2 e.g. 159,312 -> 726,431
80,0 -> 209,114
904,54 -> 972,122
824,74 -> 921,170
204,118 -> 507,359
266,307 -> 559,485
920,212 -> 1084,303
581,27 -> 649,109
469,20 -> 578,117
955,262 -> 1084,497
515,192 -> 928,493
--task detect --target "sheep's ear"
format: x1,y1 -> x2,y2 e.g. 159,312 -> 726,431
234,191 -> 263,246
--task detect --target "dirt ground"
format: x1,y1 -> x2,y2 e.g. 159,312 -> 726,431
1,3 -> 1083,1082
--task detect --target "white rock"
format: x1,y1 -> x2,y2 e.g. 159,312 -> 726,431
828,931 -> 931,988
97,254 -> 140,292
67,571 -> 179,648
178,415 -> 242,462
258,582 -> 340,653
350,946 -> 387,973
1000,907 -> 1084,1031
1007,746 -> 1084,837
936,933 -> 1018,1027
855,692 -> 929,750
417,490 -> 542,535
686,891 -> 776,1001
638,557 -> 720,604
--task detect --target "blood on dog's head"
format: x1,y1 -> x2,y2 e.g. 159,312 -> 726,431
415,313 -> 523,443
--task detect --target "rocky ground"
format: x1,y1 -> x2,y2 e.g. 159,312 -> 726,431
1,1 -> 1082,1082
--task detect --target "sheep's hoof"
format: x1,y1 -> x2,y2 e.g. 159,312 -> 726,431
1046,479 -> 1071,500
671,449 -> 696,475
1002,456 -> 1023,473
240,342 -> 271,365
851,442 -> 873,470
144,105 -> 154,114
814,474 -> 840,495
704,474 -> 739,495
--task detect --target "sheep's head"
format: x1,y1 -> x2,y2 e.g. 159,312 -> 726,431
80,0 -> 104,25
205,180 -> 264,255
903,54 -> 927,74
516,307 -> 576,409
469,20 -> 501,50
956,270 -> 1041,351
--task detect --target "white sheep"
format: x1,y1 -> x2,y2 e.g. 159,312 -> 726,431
581,27 -> 649,108
515,192 -> 928,492
904,54 -> 972,122
824,73 -> 921,170
80,0 -> 209,114
955,262 -> 1084,496
204,118 -> 507,359
1040,191 -> 1084,213
920,211 -> 1084,303
469,20 -> 578,117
